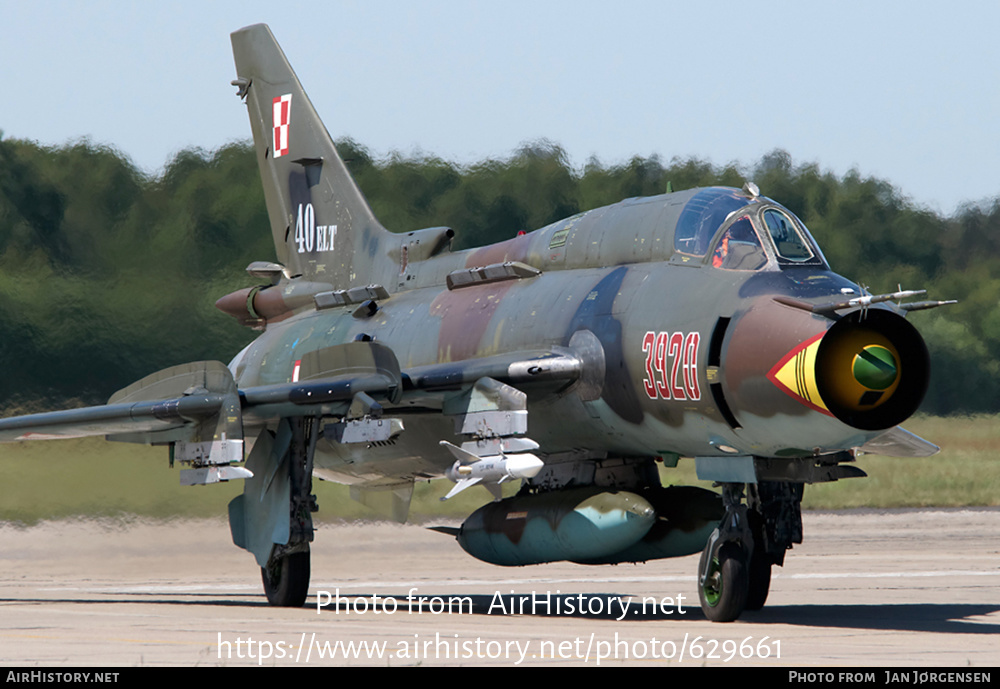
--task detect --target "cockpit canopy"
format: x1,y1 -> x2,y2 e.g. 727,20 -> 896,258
674,187 -> 827,270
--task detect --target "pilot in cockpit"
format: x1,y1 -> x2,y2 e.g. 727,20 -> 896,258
712,215 -> 767,270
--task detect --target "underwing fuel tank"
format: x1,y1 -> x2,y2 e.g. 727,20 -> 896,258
574,486 -> 723,564
456,488 -> 656,566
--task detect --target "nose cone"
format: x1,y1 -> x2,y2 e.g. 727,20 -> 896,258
215,287 -> 255,320
853,345 -> 897,390
506,453 -> 545,480
724,299 -> 929,435
813,308 -> 928,430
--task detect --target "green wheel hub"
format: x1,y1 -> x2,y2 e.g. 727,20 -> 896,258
702,555 -> 723,606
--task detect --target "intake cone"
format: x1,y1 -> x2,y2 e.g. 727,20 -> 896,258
815,309 -> 929,430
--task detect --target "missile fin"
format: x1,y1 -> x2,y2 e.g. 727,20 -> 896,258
441,476 -> 482,501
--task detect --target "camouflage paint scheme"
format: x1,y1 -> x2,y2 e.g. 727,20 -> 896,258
226,181 -> 921,476
0,24 -> 945,622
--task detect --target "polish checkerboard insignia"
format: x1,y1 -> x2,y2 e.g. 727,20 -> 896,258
272,94 -> 292,158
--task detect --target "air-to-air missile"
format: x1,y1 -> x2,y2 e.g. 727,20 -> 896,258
0,24 -> 954,623
440,439 -> 544,500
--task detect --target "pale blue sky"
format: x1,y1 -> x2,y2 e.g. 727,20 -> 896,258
2,0 -> 998,216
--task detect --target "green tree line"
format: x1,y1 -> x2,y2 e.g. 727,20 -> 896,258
0,135 -> 997,414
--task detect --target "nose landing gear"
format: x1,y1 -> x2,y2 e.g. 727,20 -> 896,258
698,480 -> 802,621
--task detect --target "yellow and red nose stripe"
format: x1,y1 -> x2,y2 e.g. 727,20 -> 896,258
767,330 -> 902,415
767,332 -> 830,415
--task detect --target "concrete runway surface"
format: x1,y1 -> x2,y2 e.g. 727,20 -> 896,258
0,508 -> 998,667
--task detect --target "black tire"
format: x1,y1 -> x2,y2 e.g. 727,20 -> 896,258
745,511 -> 772,611
745,549 -> 772,611
261,551 -> 310,607
698,541 -> 748,622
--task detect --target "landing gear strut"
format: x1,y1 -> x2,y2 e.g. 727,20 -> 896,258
746,480 -> 803,610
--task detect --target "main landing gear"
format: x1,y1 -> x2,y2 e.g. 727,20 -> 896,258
260,417 -> 317,607
262,550 -> 311,607
698,481 -> 802,622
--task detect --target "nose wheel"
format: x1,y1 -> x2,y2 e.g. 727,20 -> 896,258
698,538 -> 748,622
697,482 -> 756,622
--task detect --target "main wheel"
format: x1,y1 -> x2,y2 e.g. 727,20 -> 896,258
698,540 -> 748,622
261,551 -> 310,607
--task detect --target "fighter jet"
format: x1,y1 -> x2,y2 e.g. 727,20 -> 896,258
0,24 -> 953,622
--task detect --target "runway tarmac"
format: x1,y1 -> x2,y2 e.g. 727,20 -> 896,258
1,508 -> 998,667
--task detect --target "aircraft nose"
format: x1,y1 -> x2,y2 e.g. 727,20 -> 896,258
723,299 -> 930,434
766,307 -> 928,431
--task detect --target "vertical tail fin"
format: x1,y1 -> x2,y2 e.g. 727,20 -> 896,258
231,24 -> 392,286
